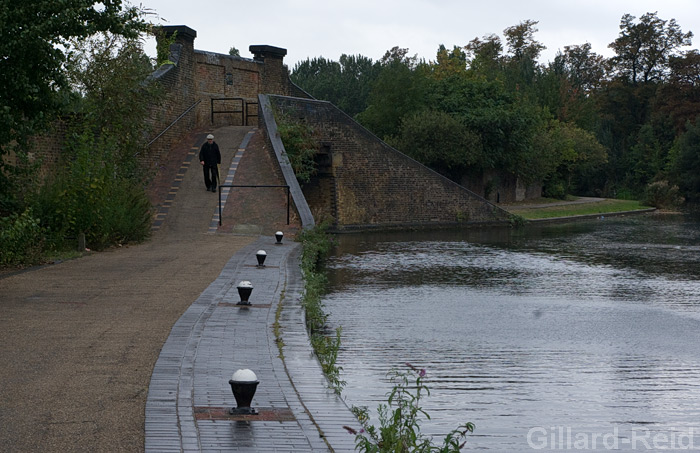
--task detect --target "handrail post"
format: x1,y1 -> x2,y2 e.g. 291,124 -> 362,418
218,186 -> 222,226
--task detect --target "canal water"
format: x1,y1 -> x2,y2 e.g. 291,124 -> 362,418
322,214 -> 700,451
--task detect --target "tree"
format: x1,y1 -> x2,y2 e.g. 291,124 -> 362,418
669,120 -> 700,201
559,43 -> 607,94
432,45 -> 468,80
465,33 -> 503,78
608,12 -> 693,84
503,19 -> 546,63
0,0 -> 149,212
356,47 -> 426,139
229,46 -> 240,57
65,32 -> 161,177
32,31 -> 158,250
502,20 -> 545,91
387,110 -> 482,181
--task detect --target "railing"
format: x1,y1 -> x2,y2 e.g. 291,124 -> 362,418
211,98 -> 258,126
218,184 -> 291,226
147,100 -> 201,147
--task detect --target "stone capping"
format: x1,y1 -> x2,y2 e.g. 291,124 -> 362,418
160,25 -> 197,41
258,94 -> 315,229
193,48 -> 258,64
249,44 -> 288,60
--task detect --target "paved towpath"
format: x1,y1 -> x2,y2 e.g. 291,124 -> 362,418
0,126 -> 360,452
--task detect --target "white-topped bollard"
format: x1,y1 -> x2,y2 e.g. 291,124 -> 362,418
275,231 -> 284,244
236,281 -> 253,305
256,250 -> 267,267
229,369 -> 259,415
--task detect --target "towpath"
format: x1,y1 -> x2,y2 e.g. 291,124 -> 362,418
0,126 -> 359,452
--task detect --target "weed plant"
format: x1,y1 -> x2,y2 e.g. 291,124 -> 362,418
347,363 -> 474,452
296,223 -> 345,393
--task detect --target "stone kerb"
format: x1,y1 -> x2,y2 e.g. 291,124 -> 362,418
258,94 -> 315,229
268,95 -> 511,230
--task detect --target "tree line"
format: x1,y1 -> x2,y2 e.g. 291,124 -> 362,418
290,12 -> 699,207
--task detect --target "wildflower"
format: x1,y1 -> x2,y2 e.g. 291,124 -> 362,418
419,369 -> 426,377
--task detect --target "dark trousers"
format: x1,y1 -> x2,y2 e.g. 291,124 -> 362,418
203,164 -> 218,189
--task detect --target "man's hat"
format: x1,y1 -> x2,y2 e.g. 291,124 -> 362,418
207,134 -> 214,139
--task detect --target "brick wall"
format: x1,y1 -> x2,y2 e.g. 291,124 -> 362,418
18,26 -> 308,182
145,26 -> 198,171
268,96 -> 511,231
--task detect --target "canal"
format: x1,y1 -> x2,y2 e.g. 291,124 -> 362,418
322,213 -> 700,450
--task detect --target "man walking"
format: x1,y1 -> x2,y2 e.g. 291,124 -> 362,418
199,134 -> 221,192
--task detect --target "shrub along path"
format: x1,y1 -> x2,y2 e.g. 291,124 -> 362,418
0,126 -> 342,452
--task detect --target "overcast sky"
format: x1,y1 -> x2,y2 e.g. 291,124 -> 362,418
139,0 -> 700,69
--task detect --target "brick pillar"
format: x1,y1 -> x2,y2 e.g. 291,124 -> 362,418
249,45 -> 290,96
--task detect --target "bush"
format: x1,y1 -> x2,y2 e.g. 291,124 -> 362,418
0,208 -> 45,266
276,115 -> 319,184
33,130 -> 151,250
644,180 -> 684,209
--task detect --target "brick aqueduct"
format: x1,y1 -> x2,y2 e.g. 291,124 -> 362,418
149,25 -> 510,231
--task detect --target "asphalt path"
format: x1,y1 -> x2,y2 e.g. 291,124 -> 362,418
0,127 -> 256,452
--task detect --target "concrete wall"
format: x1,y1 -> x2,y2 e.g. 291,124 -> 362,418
267,95 -> 511,231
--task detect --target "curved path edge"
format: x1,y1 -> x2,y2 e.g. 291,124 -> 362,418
145,236 -> 360,452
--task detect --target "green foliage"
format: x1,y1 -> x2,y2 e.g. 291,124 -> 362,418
65,31 -> 160,179
356,48 -> 427,140
508,214 -> 526,228
347,364 -> 474,452
0,2 -> 155,266
0,0 -> 150,205
669,120 -> 700,202
276,115 -> 319,184
286,12 -> 698,203
0,208 -> 45,266
291,55 -> 380,117
154,27 -> 177,65
608,12 -> 692,84
643,180 -> 685,209
296,223 -> 344,393
387,110 -> 481,181
33,129 -> 151,250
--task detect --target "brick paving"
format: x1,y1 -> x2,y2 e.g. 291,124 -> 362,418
144,127 -> 361,452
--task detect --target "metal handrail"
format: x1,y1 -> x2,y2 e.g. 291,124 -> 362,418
147,100 -> 202,147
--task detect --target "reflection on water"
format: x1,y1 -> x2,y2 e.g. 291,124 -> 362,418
323,214 -> 700,451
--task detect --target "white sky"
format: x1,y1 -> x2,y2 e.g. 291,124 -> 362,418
138,0 -> 700,68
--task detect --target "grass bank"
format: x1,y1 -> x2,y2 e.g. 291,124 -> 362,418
504,198 -> 652,220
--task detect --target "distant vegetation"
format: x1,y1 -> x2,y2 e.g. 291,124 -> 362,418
291,12 -> 700,207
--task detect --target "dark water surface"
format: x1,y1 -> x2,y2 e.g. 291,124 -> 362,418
322,214 -> 700,451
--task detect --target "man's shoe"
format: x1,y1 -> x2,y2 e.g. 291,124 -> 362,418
211,187 -> 217,192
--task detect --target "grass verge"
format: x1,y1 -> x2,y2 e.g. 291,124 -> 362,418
505,199 -> 651,220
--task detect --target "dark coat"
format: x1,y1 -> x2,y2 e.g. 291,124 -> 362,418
199,141 -> 221,166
